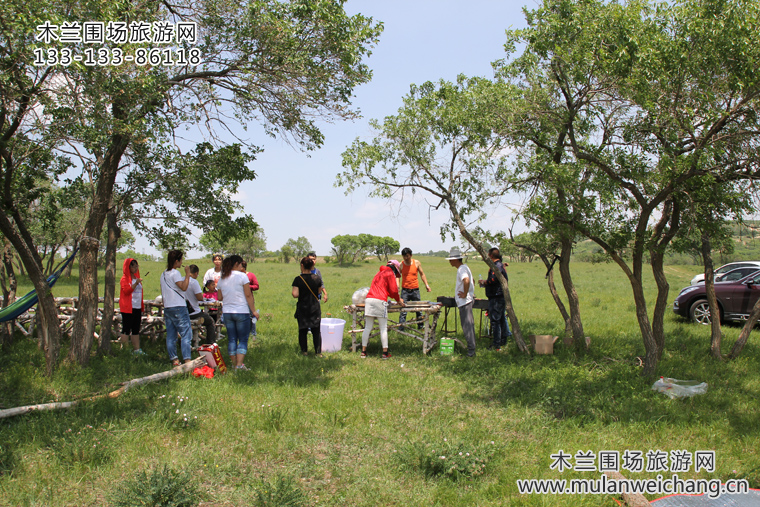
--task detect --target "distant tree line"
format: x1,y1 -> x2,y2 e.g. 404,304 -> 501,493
330,234 -> 400,265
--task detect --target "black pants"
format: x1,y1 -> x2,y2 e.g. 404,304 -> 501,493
191,311 -> 217,344
298,327 -> 322,354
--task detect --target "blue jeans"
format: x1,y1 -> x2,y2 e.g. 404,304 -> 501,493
488,296 -> 511,347
165,306 -> 193,361
399,288 -> 422,327
225,313 -> 251,356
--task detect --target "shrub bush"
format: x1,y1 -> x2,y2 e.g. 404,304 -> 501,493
254,475 -> 308,507
396,438 -> 495,481
109,465 -> 200,507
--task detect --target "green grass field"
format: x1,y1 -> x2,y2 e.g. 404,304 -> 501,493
0,257 -> 758,506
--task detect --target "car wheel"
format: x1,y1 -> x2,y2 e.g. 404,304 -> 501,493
689,299 -> 717,325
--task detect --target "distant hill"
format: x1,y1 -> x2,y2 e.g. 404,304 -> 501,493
567,221 -> 760,266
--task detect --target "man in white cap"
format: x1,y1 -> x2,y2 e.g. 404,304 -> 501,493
447,247 -> 476,357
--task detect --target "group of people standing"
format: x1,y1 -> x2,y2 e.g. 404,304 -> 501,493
119,250 -> 260,371
445,246 -> 512,358
359,246 -> 511,358
117,245 -> 512,368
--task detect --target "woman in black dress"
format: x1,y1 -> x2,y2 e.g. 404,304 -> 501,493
292,257 -> 323,356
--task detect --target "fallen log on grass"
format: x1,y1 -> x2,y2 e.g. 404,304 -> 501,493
0,357 -> 207,420
606,471 -> 651,507
107,357 -> 206,398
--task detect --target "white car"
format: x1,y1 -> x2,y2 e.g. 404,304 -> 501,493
690,261 -> 760,285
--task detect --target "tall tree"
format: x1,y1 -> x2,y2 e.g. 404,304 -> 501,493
502,230 -> 574,342
671,182 -> 751,359
330,234 -> 361,265
339,77 -> 529,353
24,0 -> 382,366
496,0 -> 760,375
372,236 -> 400,262
284,236 -> 313,260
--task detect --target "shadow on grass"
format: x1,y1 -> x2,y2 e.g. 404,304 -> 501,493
230,337 -> 348,389
429,317 -> 760,438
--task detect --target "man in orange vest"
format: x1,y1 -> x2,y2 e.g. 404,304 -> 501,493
399,247 -> 432,329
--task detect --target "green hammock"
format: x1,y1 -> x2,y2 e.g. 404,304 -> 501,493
0,249 -> 78,323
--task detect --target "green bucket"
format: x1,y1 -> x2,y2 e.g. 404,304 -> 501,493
440,338 -> 455,356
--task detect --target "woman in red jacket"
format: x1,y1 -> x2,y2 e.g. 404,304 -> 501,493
119,258 -> 146,355
361,260 -> 406,359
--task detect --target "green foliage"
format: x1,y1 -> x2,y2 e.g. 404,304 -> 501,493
338,75 -> 507,242
200,225 -> 267,262
123,142 -> 259,250
280,245 -> 295,264
330,234 -> 399,264
253,475 -> 308,507
372,236 -> 400,262
109,465 -> 200,507
0,0 -> 384,373
397,438 -> 495,480
24,181 -> 84,274
282,237 -> 313,262
491,0 -> 760,375
330,234 -> 362,265
121,250 -> 161,263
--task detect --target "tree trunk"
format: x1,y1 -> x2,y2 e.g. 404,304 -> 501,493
0,357 -> 207,419
0,239 -> 17,347
558,235 -> 586,350
606,243 -> 660,376
69,130 -> 130,365
629,228 -> 660,376
629,276 -> 659,377
0,210 -> 62,375
728,297 -> 760,358
98,211 -> 120,356
576,203 -> 664,376
44,246 -> 58,276
550,272 -> 573,339
649,249 -> 669,361
700,235 -> 722,359
649,198 -> 680,362
64,241 -> 77,279
69,236 -> 100,365
606,471 -> 652,507
543,257 -> 572,340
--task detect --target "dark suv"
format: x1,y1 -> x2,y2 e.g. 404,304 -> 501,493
673,270 -> 760,325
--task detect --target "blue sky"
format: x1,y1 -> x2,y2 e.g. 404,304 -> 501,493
142,0 -> 533,258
